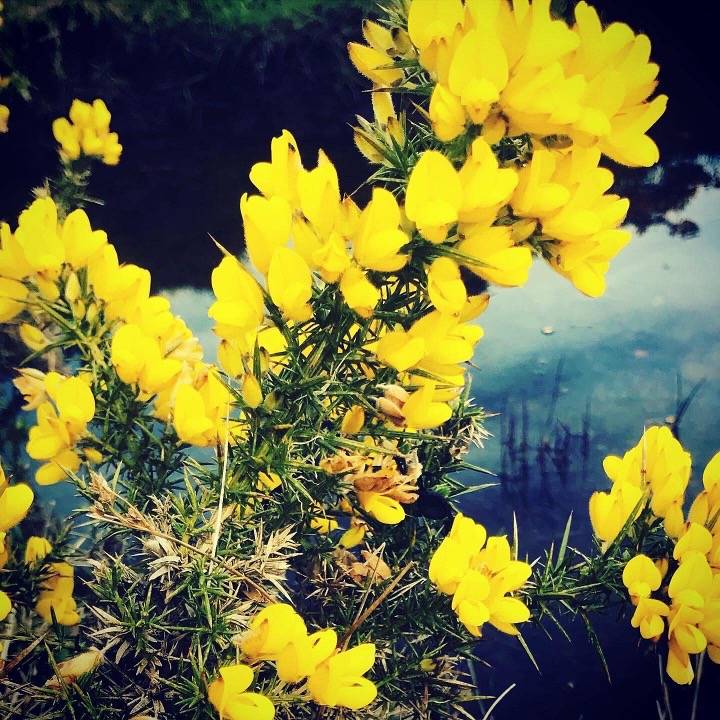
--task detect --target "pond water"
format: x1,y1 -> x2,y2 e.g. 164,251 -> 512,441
2,2 -> 720,717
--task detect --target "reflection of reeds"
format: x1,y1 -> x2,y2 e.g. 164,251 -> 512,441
669,371 -> 705,441
498,361 -> 591,505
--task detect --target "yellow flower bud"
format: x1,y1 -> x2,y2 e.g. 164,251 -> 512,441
341,405 -> 365,435
65,271 -> 81,302
35,276 -> 60,301
241,374 -> 263,409
19,323 -> 50,352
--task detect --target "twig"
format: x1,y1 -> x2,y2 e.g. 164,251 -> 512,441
340,562 -> 414,647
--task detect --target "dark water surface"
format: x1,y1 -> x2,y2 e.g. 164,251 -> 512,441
2,1 -> 720,717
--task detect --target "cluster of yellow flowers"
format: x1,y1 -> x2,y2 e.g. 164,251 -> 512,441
0,172 -> 246,453
0,460 -> 35,620
211,130 -> 489,430
208,603 -> 376,719
429,513 -> 532,637
34,559 -> 81,626
349,0 -> 666,299
52,99 -> 123,165
592,428 -> 720,685
352,0 -> 665,165
589,426 -> 691,545
1,460 -> 79,627
23,372 -> 98,485
22,537 -> 81,626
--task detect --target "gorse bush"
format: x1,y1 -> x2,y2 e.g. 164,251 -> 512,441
0,1 -> 718,718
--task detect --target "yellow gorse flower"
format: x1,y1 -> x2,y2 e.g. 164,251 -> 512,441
348,0 -> 668,301
52,98 -> 122,165
1,459 -> 36,621
589,426 -> 691,545
25,372 -> 95,486
207,664 -> 275,720
308,642 -> 378,710
614,442 -> 720,686
429,513 -> 532,637
215,603 -> 376,713
399,0 -> 667,167
24,536 -> 53,564
35,561 -> 81,626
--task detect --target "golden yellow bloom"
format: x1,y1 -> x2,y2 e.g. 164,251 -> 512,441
0,482 -> 34,532
408,0 -> 464,57
673,523 -> 712,563
0,277 -> 28,322
430,514 -> 531,637
357,491 -> 406,524
87,244 -> 151,322
239,193 -> 291,274
602,426 -> 691,520
688,451 -> 720,527
339,266 -> 380,318
241,374 -> 263,409
25,373 -> 95,485
405,151 -> 462,243
567,2 -> 668,167
268,246 -> 313,322
341,405 -> 365,435
25,536 -> 53,564
249,129 -> 303,205
631,597 -> 669,640
0,103 -> 8,133
111,323 -> 181,396
402,383 -> 452,430
588,480 -> 643,545
53,99 -> 122,165
622,554 -> 661,601
427,257 -> 467,316
457,223 -> 532,288
347,42 -> 403,86
0,590 -> 11,621
430,517 -> 484,595
12,196 -> 64,278
352,187 -> 408,272
240,603 -> 307,660
276,628 -> 337,684
62,208 -> 108,268
35,562 -> 80,626
308,642 -> 377,710
429,84 -> 466,141
209,255 -> 265,341
339,522 -> 367,550
208,664 -> 275,720
458,138 -> 518,223
298,150 -> 342,240
172,365 -> 240,447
